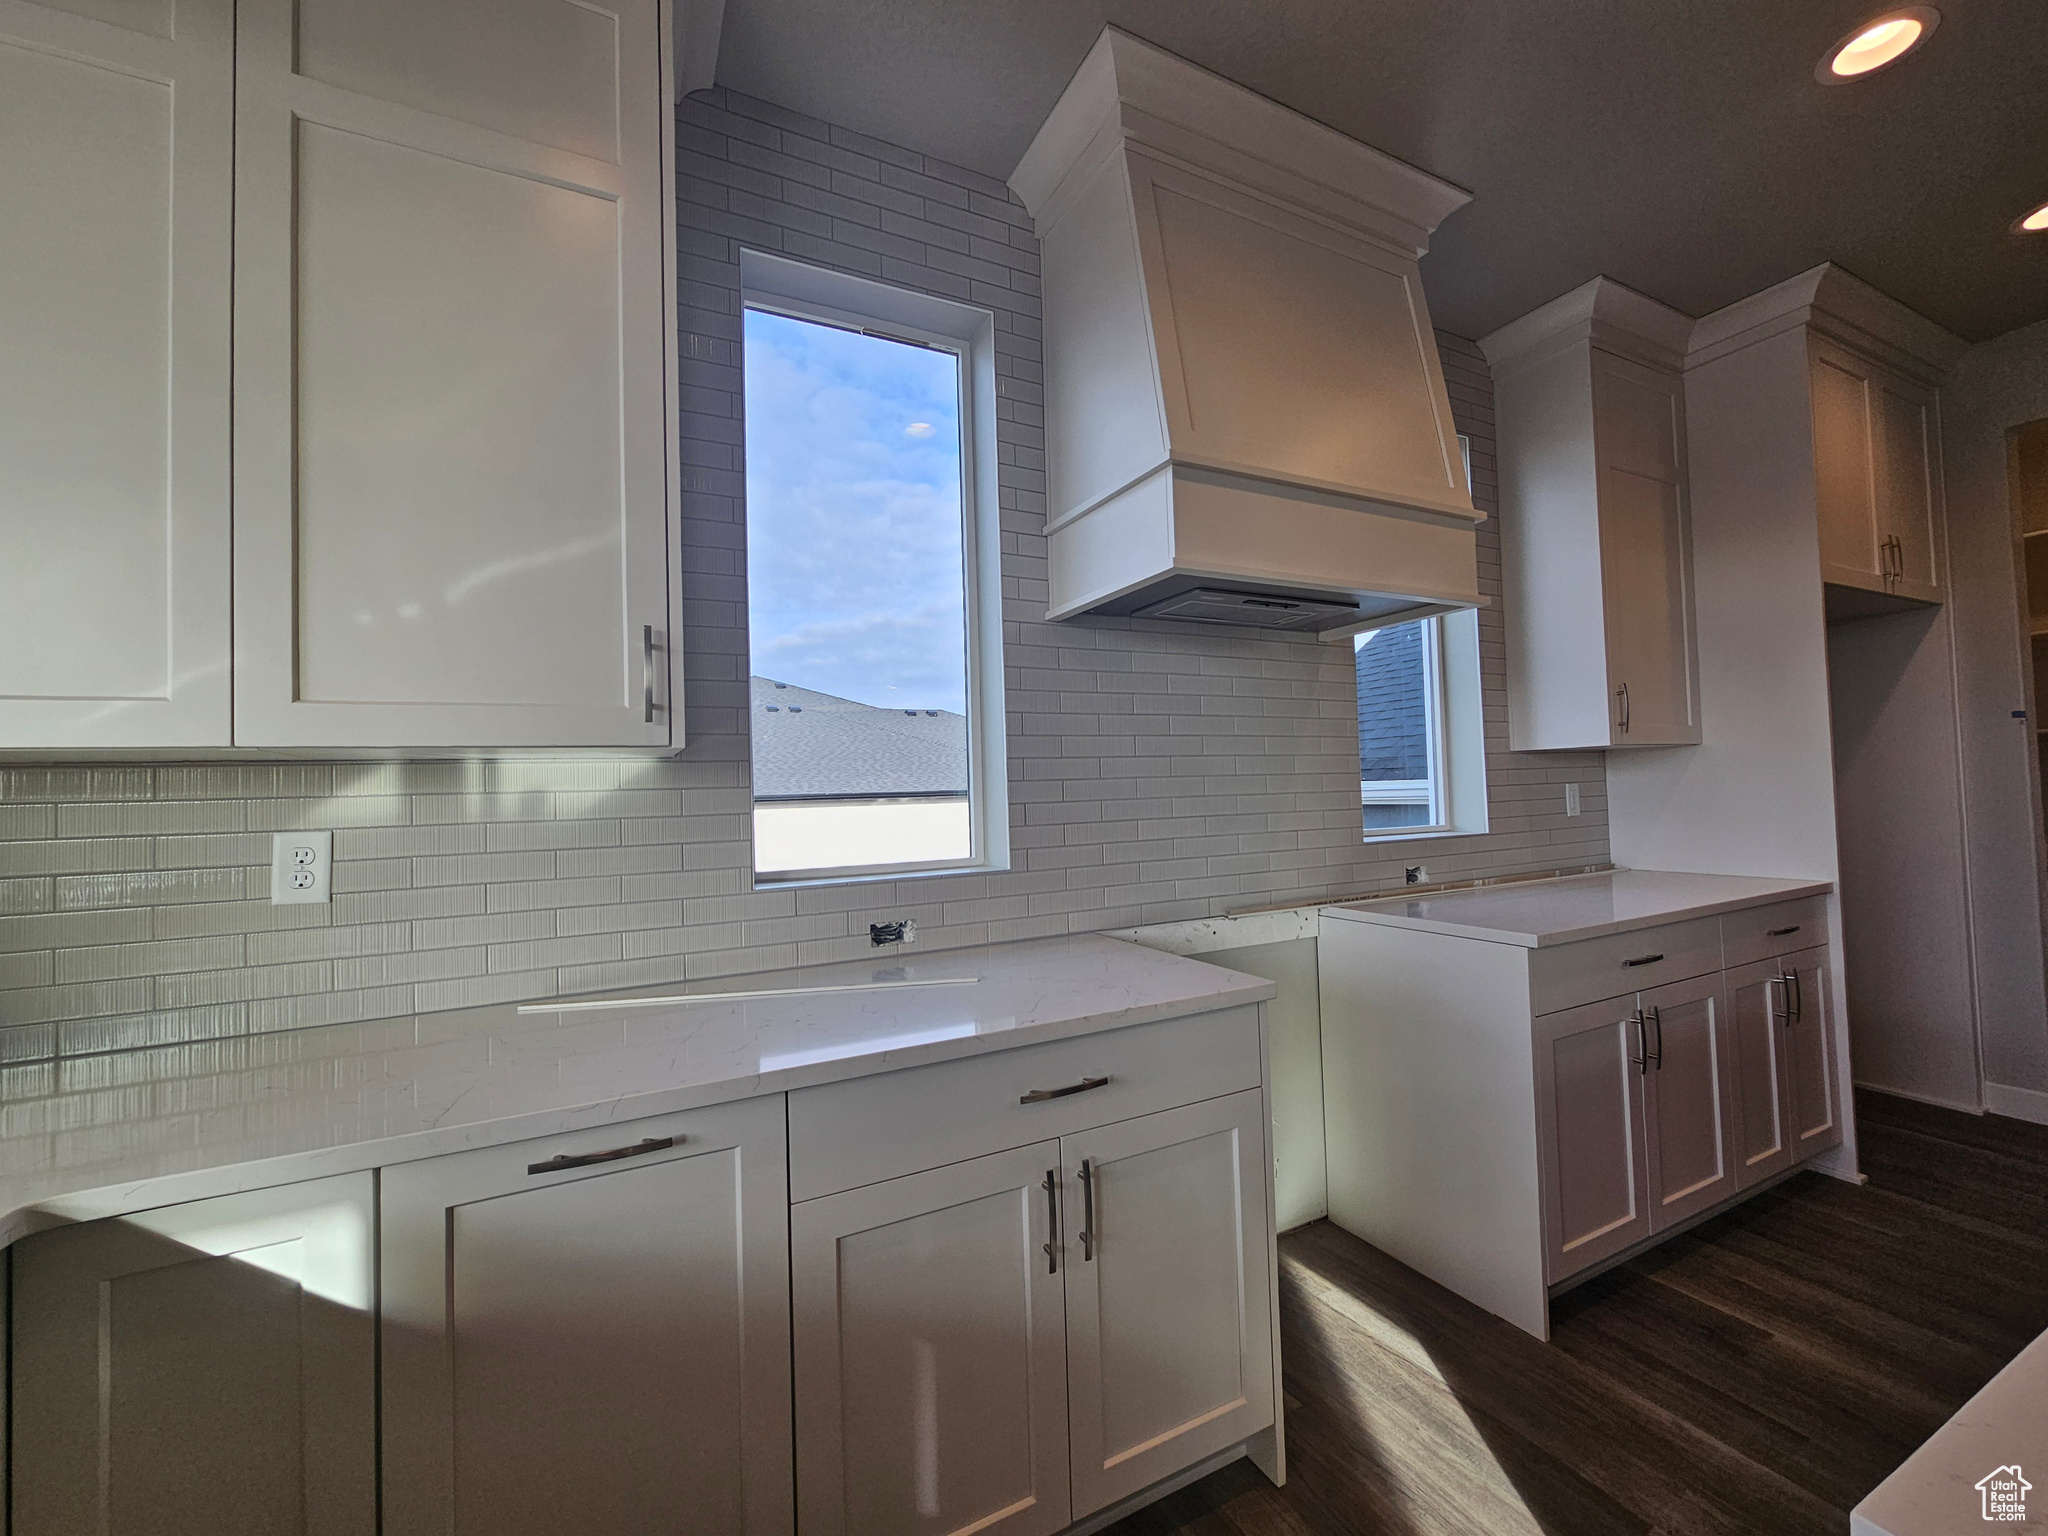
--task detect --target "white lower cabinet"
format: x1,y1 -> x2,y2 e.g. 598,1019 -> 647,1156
1323,892 -> 1845,1339
9,1174 -> 377,1536
1540,967 -> 1782,1283
1779,947 -> 1842,1160
1637,972 -> 1739,1230
1062,1091 -> 1274,1517
1534,996 -> 1652,1281
378,1097 -> 793,1536
7,1015 -> 1277,1533
1726,944 -> 1841,1188
791,1143 -> 1074,1536
789,1027 -> 1278,1535
1726,958 -> 1795,1187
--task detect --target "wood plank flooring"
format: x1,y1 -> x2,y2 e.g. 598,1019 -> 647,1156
1103,1090 -> 2048,1535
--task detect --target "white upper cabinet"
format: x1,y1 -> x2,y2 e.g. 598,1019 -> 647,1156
1482,277 -> 1701,750
0,0 -> 234,749
1685,263 -> 1963,626
0,0 -> 679,755
1811,337 -> 1945,608
1010,27 -> 1483,634
233,0 -> 676,749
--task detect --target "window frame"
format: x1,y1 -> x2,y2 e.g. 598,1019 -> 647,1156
1354,605 -> 1490,845
1356,614 -> 1450,836
737,250 -> 1009,887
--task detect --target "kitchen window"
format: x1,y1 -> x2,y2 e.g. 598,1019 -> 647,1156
1355,607 -> 1488,841
739,252 -> 1008,884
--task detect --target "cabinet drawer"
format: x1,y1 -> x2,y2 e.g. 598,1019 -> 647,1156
788,1004 -> 1262,1202
1721,897 -> 1827,970
1528,917 -> 1722,1015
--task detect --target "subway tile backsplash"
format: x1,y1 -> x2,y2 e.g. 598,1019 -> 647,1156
0,89 -> 1609,1062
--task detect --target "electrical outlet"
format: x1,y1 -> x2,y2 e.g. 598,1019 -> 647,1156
271,830 -> 332,905
1565,783 -> 1582,817
1404,865 -> 1427,886
869,918 -> 917,947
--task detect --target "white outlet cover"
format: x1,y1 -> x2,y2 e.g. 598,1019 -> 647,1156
271,830 -> 333,905
1566,783 -> 1582,817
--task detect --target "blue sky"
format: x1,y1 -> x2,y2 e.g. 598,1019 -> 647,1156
742,309 -> 969,715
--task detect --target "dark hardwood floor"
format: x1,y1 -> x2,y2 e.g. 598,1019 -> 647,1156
1104,1090 -> 2048,1535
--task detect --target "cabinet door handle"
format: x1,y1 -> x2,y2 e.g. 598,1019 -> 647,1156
1078,1158 -> 1096,1261
1767,925 -> 1802,937
1623,953 -> 1665,968
1616,682 -> 1630,735
1042,1169 -> 1059,1275
1648,1004 -> 1663,1069
527,1136 -> 676,1175
1776,972 -> 1802,1025
1629,1010 -> 1651,1075
642,624 -> 657,724
1020,1075 -> 1109,1104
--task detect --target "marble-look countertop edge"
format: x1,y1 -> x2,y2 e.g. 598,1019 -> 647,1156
1319,876 -> 1835,947
0,957 -> 1272,1250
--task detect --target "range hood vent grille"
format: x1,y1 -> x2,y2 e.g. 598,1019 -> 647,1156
1132,588 -> 1360,630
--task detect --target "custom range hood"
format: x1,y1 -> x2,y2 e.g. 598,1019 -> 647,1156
1010,29 -> 1484,635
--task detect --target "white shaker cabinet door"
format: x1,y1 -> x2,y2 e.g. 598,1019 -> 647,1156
1592,350 -> 1698,746
791,1143 -> 1073,1536
1871,369 -> 1944,604
231,0 -> 677,748
1060,1090 -> 1276,1520
1782,946 -> 1843,1163
1535,996 -> 1652,1282
1636,973 -> 1739,1231
0,0 -> 233,748
379,1098 -> 793,1536
1811,340 -> 1944,605
10,1173 -> 377,1536
1724,958 -> 1795,1189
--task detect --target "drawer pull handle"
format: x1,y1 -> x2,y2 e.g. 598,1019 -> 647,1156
1042,1169 -> 1059,1275
1622,953 -> 1665,968
527,1136 -> 676,1175
1020,1076 -> 1109,1105
1767,925 -> 1802,937
1079,1158 -> 1096,1262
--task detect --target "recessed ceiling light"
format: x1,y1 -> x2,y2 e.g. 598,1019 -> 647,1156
1817,7 -> 1940,80
2017,202 -> 2048,234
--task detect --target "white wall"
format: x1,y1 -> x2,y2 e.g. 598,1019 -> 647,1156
1942,318 -> 2048,1111
1606,325 -> 1860,1177
1827,607 -> 1980,1109
1606,328 -> 1840,885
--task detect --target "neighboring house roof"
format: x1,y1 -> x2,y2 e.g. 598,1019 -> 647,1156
1356,623 -> 1429,782
750,677 -> 969,799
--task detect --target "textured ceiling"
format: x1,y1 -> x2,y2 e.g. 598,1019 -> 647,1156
715,0 -> 2048,343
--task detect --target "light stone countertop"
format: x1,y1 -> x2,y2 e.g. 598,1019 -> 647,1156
1851,1326 -> 2048,1534
0,934 -> 1273,1248
1321,869 -> 1833,948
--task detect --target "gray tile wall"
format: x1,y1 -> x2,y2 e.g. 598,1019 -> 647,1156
0,89 -> 1609,1063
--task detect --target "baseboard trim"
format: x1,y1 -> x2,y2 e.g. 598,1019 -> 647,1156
1983,1081 -> 2048,1126
1853,1078 -> 1983,1114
